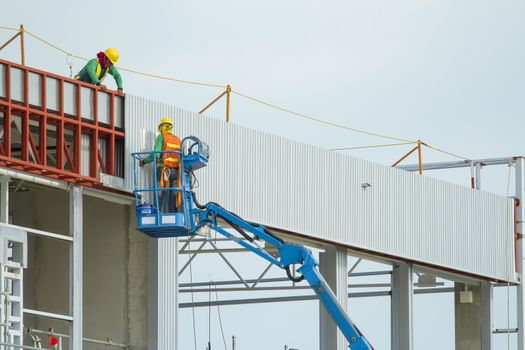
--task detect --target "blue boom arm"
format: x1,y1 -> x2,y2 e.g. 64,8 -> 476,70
195,202 -> 374,350
133,136 -> 373,350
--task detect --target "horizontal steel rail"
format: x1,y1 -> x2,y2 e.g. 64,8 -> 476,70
179,287 -> 455,308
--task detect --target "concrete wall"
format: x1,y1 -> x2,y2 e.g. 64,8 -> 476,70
10,187 -> 148,349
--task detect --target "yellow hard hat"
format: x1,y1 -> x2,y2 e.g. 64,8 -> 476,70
158,118 -> 174,131
104,48 -> 119,64
159,118 -> 173,127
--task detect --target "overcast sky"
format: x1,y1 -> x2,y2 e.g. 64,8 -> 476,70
2,0 -> 524,349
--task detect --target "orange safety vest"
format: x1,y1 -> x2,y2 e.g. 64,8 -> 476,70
162,133 -> 181,168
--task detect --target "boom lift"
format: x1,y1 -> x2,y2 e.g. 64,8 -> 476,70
132,136 -> 374,350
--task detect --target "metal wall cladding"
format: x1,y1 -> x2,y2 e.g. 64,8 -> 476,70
125,94 -> 516,282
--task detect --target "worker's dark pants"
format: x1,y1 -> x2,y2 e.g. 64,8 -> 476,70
156,167 -> 179,213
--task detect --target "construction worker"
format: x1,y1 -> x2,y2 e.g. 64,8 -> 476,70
139,118 -> 182,213
74,48 -> 123,94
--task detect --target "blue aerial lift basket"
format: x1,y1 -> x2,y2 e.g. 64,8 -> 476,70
132,136 -> 209,238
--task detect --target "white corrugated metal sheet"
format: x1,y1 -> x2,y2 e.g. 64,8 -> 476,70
125,94 -> 515,282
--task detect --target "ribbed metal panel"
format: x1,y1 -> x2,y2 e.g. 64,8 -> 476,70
81,134 -> 90,177
10,67 -> 24,103
28,72 -> 42,107
0,64 -> 5,98
125,94 -> 515,282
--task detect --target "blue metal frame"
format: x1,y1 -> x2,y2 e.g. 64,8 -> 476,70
132,136 -> 373,349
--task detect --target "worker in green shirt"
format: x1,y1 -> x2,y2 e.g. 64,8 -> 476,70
139,118 -> 182,213
74,48 -> 123,94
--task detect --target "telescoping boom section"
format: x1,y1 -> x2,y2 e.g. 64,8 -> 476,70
132,136 -> 374,350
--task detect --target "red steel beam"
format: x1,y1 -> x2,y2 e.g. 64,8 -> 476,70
90,89 -> 99,178
97,148 -> 107,174
74,84 -> 81,173
63,139 -> 75,171
28,131 -> 40,164
3,64 -> 11,158
20,67 -> 29,161
40,73 -> 47,166
107,93 -> 115,175
56,80 -> 65,170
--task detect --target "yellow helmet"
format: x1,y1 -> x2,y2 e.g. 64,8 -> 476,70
158,118 -> 174,132
104,48 -> 119,64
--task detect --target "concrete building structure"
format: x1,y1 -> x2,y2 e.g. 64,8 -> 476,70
0,58 -> 522,350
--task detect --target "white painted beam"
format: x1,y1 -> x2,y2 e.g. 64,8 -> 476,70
69,186 -> 83,350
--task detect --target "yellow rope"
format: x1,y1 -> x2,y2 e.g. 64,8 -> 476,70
329,142 -> 415,151
19,25 -> 474,160
423,143 -> 470,160
25,29 -> 88,60
232,90 -> 414,143
116,67 -> 226,89
0,26 -> 18,31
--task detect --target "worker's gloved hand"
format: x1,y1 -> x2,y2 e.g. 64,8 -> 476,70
98,84 -> 107,91
139,159 -> 145,167
117,89 -> 124,96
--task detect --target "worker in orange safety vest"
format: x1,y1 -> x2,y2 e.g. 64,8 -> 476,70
139,118 -> 182,213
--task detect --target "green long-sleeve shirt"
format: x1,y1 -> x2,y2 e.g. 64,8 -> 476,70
143,134 -> 165,166
75,58 -> 123,90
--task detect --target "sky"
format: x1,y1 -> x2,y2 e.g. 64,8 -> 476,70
1,0 -> 524,349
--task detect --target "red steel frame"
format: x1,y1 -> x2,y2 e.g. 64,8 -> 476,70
0,58 -> 124,187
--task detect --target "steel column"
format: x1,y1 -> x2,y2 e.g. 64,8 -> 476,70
319,246 -> 348,350
480,282 -> 493,350
69,186 -> 83,350
516,158 -> 524,349
391,262 -> 413,350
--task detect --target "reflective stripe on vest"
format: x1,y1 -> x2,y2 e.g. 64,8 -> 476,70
162,133 -> 181,168
95,63 -> 109,83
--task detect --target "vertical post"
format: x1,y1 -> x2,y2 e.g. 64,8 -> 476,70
232,336 -> 236,350
69,186 -> 83,350
57,81 -> 65,170
470,161 -> 475,189
19,25 -> 25,66
480,282 -> 493,350
90,89 -> 99,178
4,65 -> 11,158
149,237 -> 178,350
391,262 -> 413,350
226,85 -> 231,123
40,74 -> 47,166
21,68 -> 29,162
74,85 -> 81,173
319,246 -> 348,350
516,158 -> 524,349
0,176 -> 9,224
475,163 -> 482,190
417,140 -> 423,175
